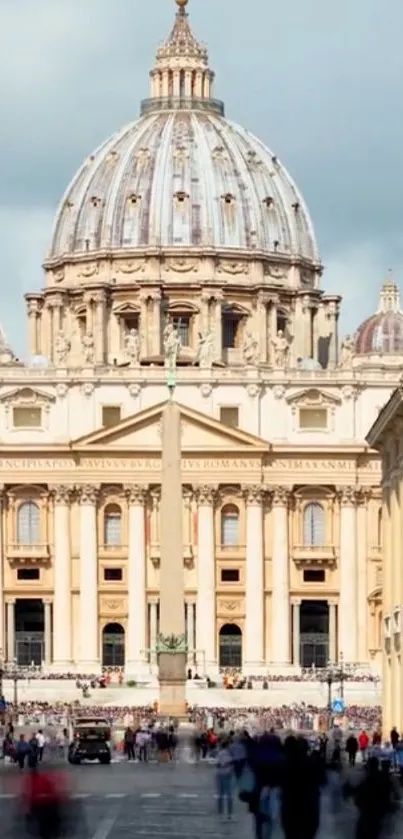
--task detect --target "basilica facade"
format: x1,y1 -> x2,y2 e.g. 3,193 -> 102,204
0,0 -> 400,676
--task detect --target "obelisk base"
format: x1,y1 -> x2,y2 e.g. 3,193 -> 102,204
158,651 -> 187,716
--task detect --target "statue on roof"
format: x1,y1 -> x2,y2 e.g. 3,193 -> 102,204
55,331 -> 70,366
339,334 -> 355,367
125,328 -> 140,367
163,319 -> 181,386
195,330 -> 214,369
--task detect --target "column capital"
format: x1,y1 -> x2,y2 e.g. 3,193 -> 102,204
328,597 -> 338,607
290,597 -> 302,606
336,485 -> 359,506
125,484 -> 147,505
76,484 -> 99,505
242,484 -> 264,505
195,485 -> 217,506
51,484 -> 73,505
43,597 -> 53,606
355,486 -> 372,505
271,486 -> 292,507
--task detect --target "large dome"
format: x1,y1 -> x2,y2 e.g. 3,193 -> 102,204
48,112 -> 319,262
47,1 -> 319,266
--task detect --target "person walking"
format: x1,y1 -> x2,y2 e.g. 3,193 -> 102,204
346,733 -> 358,767
216,738 -> 234,820
16,734 -> 28,770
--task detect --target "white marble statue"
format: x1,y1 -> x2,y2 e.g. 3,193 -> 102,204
339,334 -> 355,367
196,330 -> 214,369
271,329 -> 290,368
54,331 -> 70,365
82,331 -> 94,364
242,331 -> 259,365
125,328 -> 140,366
163,321 -> 181,372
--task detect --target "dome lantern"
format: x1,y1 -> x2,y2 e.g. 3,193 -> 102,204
141,0 -> 224,117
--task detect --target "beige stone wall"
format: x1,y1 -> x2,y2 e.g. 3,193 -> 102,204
0,457 -> 382,673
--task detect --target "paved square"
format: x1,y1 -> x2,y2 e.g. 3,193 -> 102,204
0,760 -> 402,838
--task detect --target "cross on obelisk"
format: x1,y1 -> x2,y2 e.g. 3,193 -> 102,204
157,323 -> 187,716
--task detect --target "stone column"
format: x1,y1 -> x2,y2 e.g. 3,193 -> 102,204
357,489 -> 370,663
93,292 -> 106,364
151,292 -> 161,356
196,486 -> 216,673
186,601 -> 195,663
213,294 -> 223,362
7,601 -> 15,662
271,487 -> 291,665
125,486 -> 148,675
244,486 -> 264,671
338,487 -> 357,662
328,599 -> 337,663
0,488 -> 4,656
292,599 -> 301,666
27,300 -> 39,355
149,600 -> 158,667
52,486 -> 72,667
77,485 -> 99,670
44,599 -> 52,666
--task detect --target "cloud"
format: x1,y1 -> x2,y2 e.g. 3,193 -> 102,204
0,0 -> 402,354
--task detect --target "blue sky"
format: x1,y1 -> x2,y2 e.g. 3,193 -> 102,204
1,0 -> 402,355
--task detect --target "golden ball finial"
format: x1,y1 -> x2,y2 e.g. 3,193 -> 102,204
175,0 -> 189,7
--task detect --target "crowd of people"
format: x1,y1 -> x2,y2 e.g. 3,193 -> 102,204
3,700 -> 382,733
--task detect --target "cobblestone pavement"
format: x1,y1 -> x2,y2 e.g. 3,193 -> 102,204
0,760 -> 402,839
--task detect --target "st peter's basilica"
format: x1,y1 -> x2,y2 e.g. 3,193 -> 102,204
0,0 -> 399,676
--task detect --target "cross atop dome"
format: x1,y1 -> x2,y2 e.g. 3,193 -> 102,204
141,0 -> 224,116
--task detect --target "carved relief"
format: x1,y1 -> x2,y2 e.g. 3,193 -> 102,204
115,261 -> 146,274
200,383 -> 213,398
286,388 -> 341,407
195,486 -> 216,506
81,382 -> 95,397
218,261 -> 249,276
76,485 -> 99,505
77,263 -> 99,279
0,387 -> 55,405
125,485 -> 147,505
243,485 -> 264,505
128,383 -> 142,398
337,486 -> 358,506
51,485 -> 73,505
165,259 -> 199,273
271,486 -> 291,506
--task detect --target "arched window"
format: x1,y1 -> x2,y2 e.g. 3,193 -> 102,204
103,504 -> 122,546
221,505 -> 239,546
377,508 -> 382,547
16,501 -> 40,544
303,502 -> 325,546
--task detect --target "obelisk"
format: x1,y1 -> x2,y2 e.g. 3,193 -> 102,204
157,324 -> 187,716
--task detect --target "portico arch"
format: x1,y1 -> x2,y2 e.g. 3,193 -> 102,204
219,623 -> 242,669
102,622 -> 125,667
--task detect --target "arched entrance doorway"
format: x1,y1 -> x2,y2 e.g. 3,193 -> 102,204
219,624 -> 242,669
300,601 -> 329,668
15,600 -> 44,665
102,623 -> 125,667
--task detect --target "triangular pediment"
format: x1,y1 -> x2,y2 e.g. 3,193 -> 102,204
285,387 -> 341,406
72,400 -> 270,452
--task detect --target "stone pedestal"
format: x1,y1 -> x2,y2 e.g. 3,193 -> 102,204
158,651 -> 187,716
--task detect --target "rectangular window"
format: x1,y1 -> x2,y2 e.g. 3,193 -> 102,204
104,568 -> 123,582
222,317 -> 239,348
17,568 -> 40,581
13,407 -> 42,428
102,406 -> 121,427
221,568 -> 240,583
220,406 -> 239,427
303,569 -> 325,583
299,408 -> 328,430
172,316 -> 190,346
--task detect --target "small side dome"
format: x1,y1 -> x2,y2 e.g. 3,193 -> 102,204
355,275 -> 403,354
297,357 -> 323,370
29,354 -> 50,368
